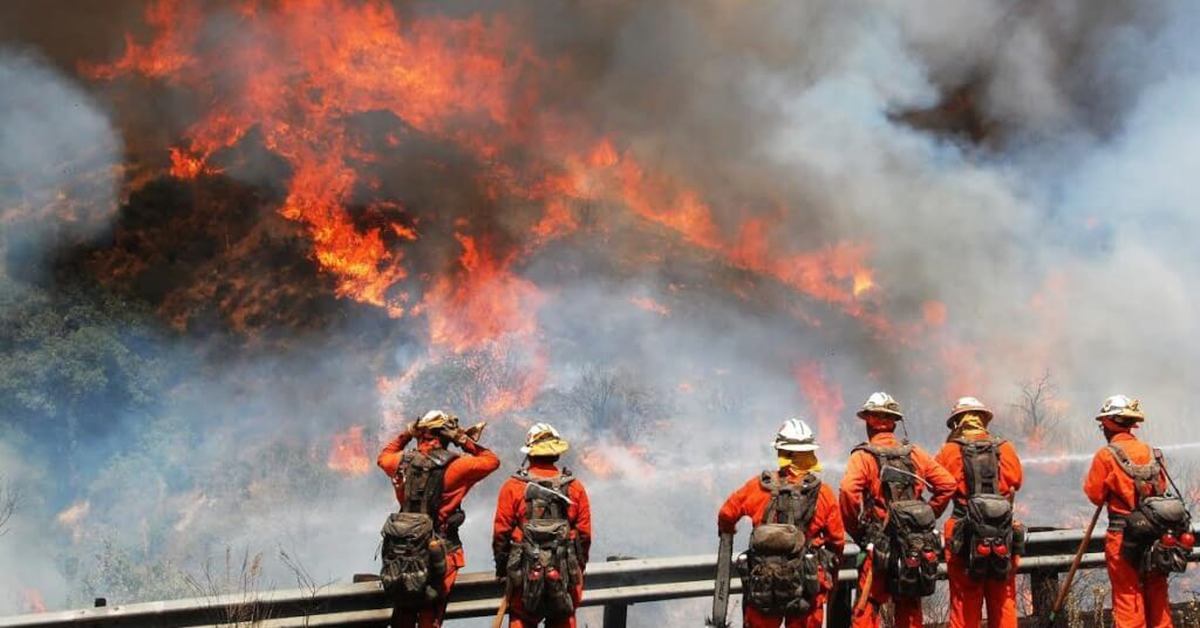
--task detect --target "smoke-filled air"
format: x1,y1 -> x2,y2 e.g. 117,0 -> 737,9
2,0 -> 1200,623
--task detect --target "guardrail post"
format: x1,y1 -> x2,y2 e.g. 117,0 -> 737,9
602,600 -> 628,628
602,555 -> 634,628
1030,568 -> 1062,627
827,580 -> 854,628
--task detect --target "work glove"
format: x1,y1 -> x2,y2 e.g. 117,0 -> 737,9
463,421 -> 487,443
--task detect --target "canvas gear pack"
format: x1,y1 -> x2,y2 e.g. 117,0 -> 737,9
505,469 -> 580,620
1107,445 -> 1193,575
738,472 -> 828,616
854,442 -> 940,598
380,448 -> 459,605
949,438 -> 1024,580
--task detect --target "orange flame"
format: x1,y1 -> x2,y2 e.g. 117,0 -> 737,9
630,296 -> 670,317
88,1 -> 523,316
423,234 -> 544,354
794,362 -> 845,451
21,589 -> 46,614
327,425 -> 371,476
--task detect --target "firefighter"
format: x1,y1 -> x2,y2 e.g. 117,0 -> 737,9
377,410 -> 500,628
718,418 -> 846,628
1084,395 -> 1191,628
934,397 -> 1024,628
493,423 -> 592,628
839,392 -> 956,628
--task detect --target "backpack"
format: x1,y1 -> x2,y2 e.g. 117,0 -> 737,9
949,438 -> 1023,580
740,472 -> 828,617
853,442 -> 940,598
508,469 -> 580,620
380,448 -> 458,606
1108,445 -> 1193,575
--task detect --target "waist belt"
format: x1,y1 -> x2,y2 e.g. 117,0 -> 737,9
952,503 -> 967,519
1108,512 -> 1126,531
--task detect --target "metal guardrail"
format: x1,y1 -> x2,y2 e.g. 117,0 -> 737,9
3,526 -> 1198,628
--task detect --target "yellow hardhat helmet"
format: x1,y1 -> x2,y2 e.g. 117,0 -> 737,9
521,422 -> 569,457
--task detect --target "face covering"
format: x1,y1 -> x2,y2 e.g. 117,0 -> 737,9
950,412 -> 988,439
777,450 -> 822,474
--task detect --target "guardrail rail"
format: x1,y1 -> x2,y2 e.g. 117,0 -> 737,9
3,525 -> 1198,628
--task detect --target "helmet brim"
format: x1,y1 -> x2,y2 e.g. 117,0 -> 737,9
522,439 -> 569,456
946,408 -> 993,429
1095,411 -> 1145,423
775,442 -> 819,452
857,409 -> 903,420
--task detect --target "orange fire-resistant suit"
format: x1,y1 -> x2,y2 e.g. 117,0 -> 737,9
1084,431 -> 1173,628
839,431 -> 956,628
493,460 -> 592,628
377,431 -> 501,628
934,433 -> 1023,628
718,469 -> 846,628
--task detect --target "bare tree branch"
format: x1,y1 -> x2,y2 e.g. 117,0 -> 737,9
1011,370 -> 1063,444
0,476 -> 20,536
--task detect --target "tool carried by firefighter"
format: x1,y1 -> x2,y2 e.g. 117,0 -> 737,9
709,532 -> 734,628
950,436 -> 1024,579
852,543 -> 875,615
380,446 -> 459,606
737,471 -> 828,616
1108,446 -> 1194,574
506,468 -> 582,621
1046,502 -> 1102,628
853,442 -> 941,599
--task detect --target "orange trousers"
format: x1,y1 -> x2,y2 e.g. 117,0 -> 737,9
506,580 -> 584,628
391,564 -> 458,628
945,550 -> 1016,628
742,592 -> 827,628
849,556 -> 922,628
1104,532 -> 1173,628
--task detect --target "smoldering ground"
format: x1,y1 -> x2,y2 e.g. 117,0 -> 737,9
3,0 -> 1200,624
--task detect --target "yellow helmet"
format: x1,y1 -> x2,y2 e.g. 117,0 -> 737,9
521,422 -> 569,456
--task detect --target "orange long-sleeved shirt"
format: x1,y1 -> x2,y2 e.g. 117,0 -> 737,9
377,431 -> 501,528
717,470 -> 846,558
934,432 -> 1023,539
1084,431 -> 1167,519
839,431 -> 956,541
493,461 -> 592,566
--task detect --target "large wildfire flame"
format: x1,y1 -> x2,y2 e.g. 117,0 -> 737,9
79,0 -> 1007,477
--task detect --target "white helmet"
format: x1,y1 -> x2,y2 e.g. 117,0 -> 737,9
857,391 -> 903,419
521,422 -> 569,456
772,418 -> 819,452
1096,395 -> 1145,423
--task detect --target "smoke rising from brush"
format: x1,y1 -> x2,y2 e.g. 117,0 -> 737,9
3,0 -> 1200,621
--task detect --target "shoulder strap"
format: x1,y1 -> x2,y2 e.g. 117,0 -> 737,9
955,437 -> 1002,496
1107,444 -> 1162,503
400,449 -> 455,517
520,470 -> 573,522
761,472 -> 822,527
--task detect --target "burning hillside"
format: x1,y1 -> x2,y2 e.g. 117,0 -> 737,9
4,0 -> 1200,618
